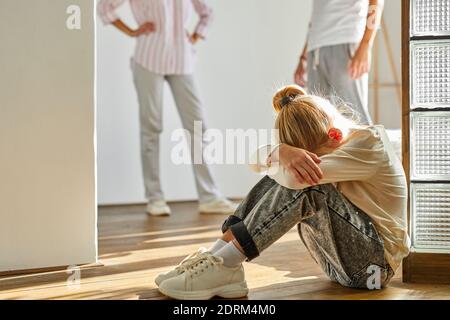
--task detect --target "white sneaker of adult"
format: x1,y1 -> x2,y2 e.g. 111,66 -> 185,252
158,253 -> 248,300
198,198 -> 239,215
146,200 -> 171,216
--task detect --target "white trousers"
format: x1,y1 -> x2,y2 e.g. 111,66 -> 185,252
132,62 -> 221,203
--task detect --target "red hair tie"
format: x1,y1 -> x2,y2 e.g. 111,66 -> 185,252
328,128 -> 343,142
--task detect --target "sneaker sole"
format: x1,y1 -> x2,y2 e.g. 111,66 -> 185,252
159,281 -> 249,300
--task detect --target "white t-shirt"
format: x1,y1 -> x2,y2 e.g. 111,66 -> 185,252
308,0 -> 369,52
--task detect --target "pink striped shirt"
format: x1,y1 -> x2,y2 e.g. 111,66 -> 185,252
98,0 -> 213,75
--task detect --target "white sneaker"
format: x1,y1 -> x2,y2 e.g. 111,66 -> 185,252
146,200 -> 171,216
158,252 -> 248,300
155,247 -> 208,286
199,198 -> 239,215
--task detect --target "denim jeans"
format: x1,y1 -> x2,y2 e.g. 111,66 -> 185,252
222,176 -> 394,289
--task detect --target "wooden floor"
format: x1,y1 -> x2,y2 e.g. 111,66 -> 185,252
1,202 -> 450,300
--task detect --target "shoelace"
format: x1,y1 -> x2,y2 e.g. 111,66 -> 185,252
184,254 -> 224,286
184,252 -> 223,289
174,249 -> 208,273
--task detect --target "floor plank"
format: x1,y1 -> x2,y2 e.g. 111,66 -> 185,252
1,202 -> 449,300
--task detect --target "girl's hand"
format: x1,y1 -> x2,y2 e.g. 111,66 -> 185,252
273,144 -> 323,185
130,22 -> 156,37
348,42 -> 371,79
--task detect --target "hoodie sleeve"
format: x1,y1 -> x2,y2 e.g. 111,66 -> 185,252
252,128 -> 389,190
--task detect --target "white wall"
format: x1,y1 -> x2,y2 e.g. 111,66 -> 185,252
368,0 -> 402,128
0,0 -> 96,272
97,0 -> 402,205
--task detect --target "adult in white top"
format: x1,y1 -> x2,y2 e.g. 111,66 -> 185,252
98,0 -> 237,216
294,0 -> 385,125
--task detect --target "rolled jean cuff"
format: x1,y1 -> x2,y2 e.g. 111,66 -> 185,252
221,215 -> 260,260
221,215 -> 242,233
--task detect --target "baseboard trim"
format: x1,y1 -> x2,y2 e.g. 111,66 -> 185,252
98,198 -> 243,208
0,262 -> 104,277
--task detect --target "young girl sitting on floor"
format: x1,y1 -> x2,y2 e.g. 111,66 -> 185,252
155,85 -> 410,300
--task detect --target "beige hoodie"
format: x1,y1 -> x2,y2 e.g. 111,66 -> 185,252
251,125 -> 410,271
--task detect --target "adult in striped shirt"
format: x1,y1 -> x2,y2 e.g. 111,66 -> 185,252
98,0 -> 237,216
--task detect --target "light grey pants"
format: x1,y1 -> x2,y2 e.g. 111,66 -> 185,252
307,43 -> 372,125
132,62 -> 221,203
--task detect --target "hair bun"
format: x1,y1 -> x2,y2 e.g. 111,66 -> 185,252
273,85 -> 307,112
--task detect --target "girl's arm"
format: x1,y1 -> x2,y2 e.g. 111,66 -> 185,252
271,130 -> 387,190
250,128 -> 387,190
190,0 -> 213,43
271,146 -> 383,190
250,144 -> 323,186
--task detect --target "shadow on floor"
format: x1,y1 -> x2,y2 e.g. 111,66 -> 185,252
0,254 -> 186,292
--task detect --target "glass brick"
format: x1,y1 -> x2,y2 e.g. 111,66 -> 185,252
412,0 -> 450,36
411,41 -> 450,109
411,112 -> 450,180
411,183 -> 450,251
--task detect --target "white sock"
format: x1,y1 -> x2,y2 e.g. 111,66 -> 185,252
214,241 -> 246,267
208,239 -> 227,254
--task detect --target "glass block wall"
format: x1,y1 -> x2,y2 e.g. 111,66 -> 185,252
411,112 -> 450,180
411,184 -> 450,249
411,41 -> 450,108
411,0 -> 450,36
410,0 -> 450,251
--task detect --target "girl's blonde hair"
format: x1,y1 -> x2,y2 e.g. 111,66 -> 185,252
273,85 -> 358,156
